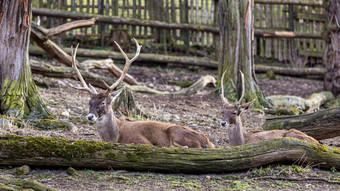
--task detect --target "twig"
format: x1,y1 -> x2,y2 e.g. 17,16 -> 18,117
252,176 -> 340,185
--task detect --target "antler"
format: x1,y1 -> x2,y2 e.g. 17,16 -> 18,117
71,44 -> 98,95
105,38 -> 142,93
220,70 -> 230,105
236,70 -> 245,105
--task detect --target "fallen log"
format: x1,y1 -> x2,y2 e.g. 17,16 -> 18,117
255,65 -> 326,77
266,91 -> 334,114
254,0 -> 323,6
0,135 -> 339,173
29,46 -> 219,69
255,30 -> 322,39
30,60 -> 216,96
263,107 -> 340,140
0,176 -> 56,191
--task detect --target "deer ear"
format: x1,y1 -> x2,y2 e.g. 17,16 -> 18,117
240,99 -> 256,110
109,88 -> 124,104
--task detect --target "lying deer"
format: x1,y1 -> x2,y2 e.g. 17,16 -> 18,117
71,39 -> 214,148
219,70 -> 318,146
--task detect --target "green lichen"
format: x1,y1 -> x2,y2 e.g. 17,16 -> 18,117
312,143 -> 330,153
14,165 -> 30,176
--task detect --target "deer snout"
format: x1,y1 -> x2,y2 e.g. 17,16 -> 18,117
220,121 -> 229,127
87,113 -> 97,121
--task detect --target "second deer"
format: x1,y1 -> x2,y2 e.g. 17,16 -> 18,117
219,70 -> 318,146
71,39 -> 214,148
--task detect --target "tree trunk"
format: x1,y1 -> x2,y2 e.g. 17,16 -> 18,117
323,0 -> 340,96
263,107 -> 340,140
0,135 -> 339,173
0,0 -> 52,119
218,0 -> 268,108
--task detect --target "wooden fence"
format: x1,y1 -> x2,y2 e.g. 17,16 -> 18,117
32,0 -> 326,67
254,2 -> 326,66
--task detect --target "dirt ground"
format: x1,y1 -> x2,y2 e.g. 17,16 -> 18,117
1,59 -> 340,190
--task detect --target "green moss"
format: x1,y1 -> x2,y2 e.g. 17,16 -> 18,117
33,119 -> 75,131
1,135 -> 115,160
312,143 -> 330,153
14,165 -> 30,176
324,96 -> 340,108
67,167 -> 78,176
266,71 -> 277,80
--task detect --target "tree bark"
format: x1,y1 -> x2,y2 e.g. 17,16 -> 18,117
323,0 -> 340,96
0,135 -> 339,173
263,107 -> 340,140
0,0 -> 52,119
218,0 -> 268,108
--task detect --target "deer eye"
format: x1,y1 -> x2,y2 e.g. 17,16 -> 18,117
233,111 -> 237,114
101,101 -> 106,105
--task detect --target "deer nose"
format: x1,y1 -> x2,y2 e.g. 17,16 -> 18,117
87,113 -> 97,121
220,121 -> 229,127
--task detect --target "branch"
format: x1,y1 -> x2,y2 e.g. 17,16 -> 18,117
79,59 -> 139,85
252,176 -> 340,184
46,18 -> 96,38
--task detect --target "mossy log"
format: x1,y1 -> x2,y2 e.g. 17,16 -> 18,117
0,135 -> 340,173
266,91 -> 334,114
0,176 -> 56,191
263,107 -> 340,140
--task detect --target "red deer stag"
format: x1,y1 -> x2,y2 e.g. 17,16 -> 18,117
71,38 -> 214,148
219,70 -> 318,146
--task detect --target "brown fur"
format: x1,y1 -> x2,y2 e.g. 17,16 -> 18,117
91,92 -> 214,148
221,103 -> 318,146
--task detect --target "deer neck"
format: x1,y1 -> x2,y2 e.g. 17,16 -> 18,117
228,116 -> 248,146
96,108 -> 122,142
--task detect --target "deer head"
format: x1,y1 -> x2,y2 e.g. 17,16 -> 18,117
219,70 -> 255,128
71,38 -> 142,121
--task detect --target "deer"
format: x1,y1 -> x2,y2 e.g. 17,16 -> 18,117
219,70 -> 318,146
71,38 -> 214,149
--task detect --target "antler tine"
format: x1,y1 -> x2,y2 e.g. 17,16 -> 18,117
236,70 -> 245,105
71,44 -> 97,95
220,70 -> 230,105
107,38 -> 142,92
